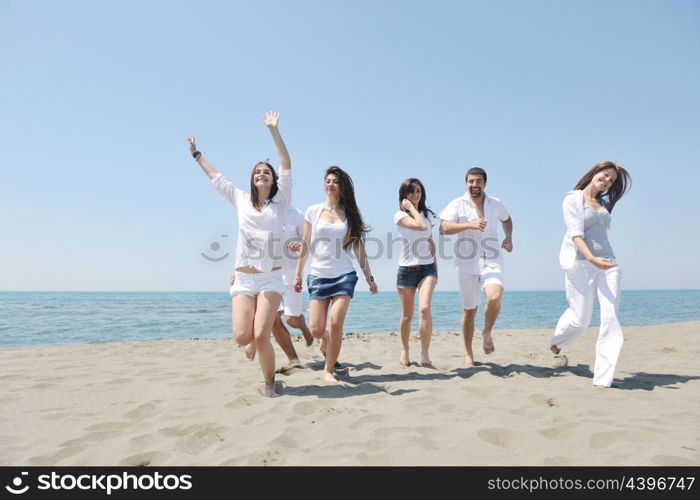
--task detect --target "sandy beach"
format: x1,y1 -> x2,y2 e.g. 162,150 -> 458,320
1,321 -> 698,466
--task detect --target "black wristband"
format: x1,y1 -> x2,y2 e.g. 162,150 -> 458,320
368,275 -> 374,282
192,151 -> 202,160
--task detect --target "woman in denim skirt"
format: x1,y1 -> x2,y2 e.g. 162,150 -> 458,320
394,178 -> 438,367
294,167 -> 379,385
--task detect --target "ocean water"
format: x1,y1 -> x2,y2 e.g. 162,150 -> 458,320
1,290 -> 698,348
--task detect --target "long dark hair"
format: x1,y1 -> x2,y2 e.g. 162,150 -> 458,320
249,161 -> 278,211
326,166 -> 371,249
574,161 -> 631,212
398,178 -> 435,221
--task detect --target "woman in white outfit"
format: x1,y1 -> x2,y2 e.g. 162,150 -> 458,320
294,166 -> 379,385
394,178 -> 438,367
188,111 -> 293,398
551,161 -> 631,388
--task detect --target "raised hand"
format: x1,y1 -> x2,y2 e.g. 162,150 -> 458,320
262,111 -> 280,128
401,199 -> 414,211
187,135 -> 198,154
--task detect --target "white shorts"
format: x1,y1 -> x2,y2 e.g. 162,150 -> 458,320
277,272 -> 303,317
481,261 -> 504,288
457,262 -> 504,310
229,269 -> 285,298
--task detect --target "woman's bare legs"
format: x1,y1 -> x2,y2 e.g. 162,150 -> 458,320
397,287 -> 416,366
324,295 -> 351,384
417,276 -> 437,366
253,291 -> 283,397
232,294 -> 256,349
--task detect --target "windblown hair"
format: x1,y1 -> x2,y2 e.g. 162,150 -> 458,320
573,161 -> 631,212
249,161 -> 278,211
326,166 -> 371,249
465,167 -> 487,183
398,178 -> 435,221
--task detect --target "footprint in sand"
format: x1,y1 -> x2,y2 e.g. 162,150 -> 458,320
59,431 -> 121,448
348,414 -> 386,430
84,422 -> 131,432
543,455 -> 576,465
123,401 -> 161,420
268,433 -> 297,449
29,445 -> 89,465
477,428 -> 523,448
119,451 -> 170,466
292,400 -> 320,416
224,396 -> 254,409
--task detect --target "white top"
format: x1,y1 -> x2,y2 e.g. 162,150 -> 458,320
439,192 -> 510,273
305,203 -> 356,278
281,207 -> 304,273
211,169 -> 292,272
559,190 -> 615,269
393,210 -> 435,267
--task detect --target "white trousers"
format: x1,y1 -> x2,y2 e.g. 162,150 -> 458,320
551,260 -> 623,387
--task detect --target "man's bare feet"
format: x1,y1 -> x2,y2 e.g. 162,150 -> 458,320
399,349 -> 410,367
276,358 -> 303,373
323,370 -> 340,385
464,354 -> 475,367
420,351 -> 432,367
244,343 -> 256,361
482,330 -> 495,355
303,331 -> 314,347
550,344 -> 560,355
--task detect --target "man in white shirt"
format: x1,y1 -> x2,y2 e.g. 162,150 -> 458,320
440,167 -> 513,366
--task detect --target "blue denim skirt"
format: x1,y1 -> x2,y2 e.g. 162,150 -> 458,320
396,262 -> 438,289
307,271 -> 358,300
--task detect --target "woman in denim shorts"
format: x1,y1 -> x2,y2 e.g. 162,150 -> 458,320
394,178 -> 438,367
294,167 -> 379,385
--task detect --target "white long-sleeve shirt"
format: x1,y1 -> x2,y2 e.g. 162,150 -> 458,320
211,169 -> 292,272
558,190 -> 585,270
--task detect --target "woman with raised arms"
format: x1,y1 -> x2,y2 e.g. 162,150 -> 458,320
188,111 -> 293,398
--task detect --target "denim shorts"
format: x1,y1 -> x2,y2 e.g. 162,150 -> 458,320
396,262 -> 438,289
307,271 -> 359,300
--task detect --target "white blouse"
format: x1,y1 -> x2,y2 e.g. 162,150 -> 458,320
211,169 -> 292,272
304,203 -> 356,278
393,210 -> 435,267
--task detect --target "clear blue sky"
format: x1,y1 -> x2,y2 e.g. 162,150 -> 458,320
1,0 -> 699,291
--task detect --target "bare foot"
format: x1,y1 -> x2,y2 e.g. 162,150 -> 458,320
399,349 -> 410,367
482,330 -> 495,355
319,336 -> 327,356
303,331 -> 314,347
263,383 -> 280,398
276,358 -> 303,373
244,343 -> 256,361
550,344 -> 560,355
464,354 -> 475,367
323,370 -> 340,385
420,352 -> 432,367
